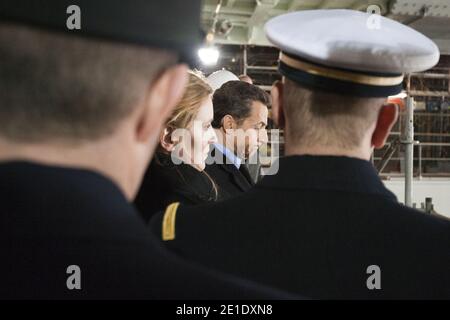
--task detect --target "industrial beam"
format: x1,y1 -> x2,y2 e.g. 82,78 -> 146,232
403,96 -> 415,207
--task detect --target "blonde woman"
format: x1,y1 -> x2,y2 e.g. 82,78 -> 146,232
135,71 -> 218,222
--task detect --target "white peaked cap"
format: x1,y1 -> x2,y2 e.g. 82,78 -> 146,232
264,9 -> 440,97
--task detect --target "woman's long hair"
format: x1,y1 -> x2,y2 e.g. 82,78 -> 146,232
155,70 -> 218,200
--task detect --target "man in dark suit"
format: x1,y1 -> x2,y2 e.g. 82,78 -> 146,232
0,0 -> 293,299
206,81 -> 270,199
151,10 -> 450,299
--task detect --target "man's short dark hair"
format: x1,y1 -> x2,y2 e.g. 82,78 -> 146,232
283,78 -> 386,149
0,22 -> 175,142
211,81 -> 270,128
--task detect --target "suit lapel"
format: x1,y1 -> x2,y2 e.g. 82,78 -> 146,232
211,146 -> 253,192
238,164 -> 255,186
218,162 -> 252,192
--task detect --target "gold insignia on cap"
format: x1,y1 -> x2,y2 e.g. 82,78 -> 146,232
280,53 -> 404,87
162,202 -> 180,241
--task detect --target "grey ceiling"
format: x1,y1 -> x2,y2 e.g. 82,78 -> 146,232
202,0 -> 450,53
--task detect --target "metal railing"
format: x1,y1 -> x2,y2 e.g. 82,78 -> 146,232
375,141 -> 450,178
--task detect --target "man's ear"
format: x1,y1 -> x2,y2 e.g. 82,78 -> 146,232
271,80 -> 285,128
222,115 -> 236,132
372,103 -> 399,149
135,64 -> 188,143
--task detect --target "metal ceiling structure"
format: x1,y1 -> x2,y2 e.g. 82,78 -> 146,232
202,0 -> 450,54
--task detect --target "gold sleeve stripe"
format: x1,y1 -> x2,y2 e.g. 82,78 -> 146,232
162,202 -> 180,241
280,53 -> 404,87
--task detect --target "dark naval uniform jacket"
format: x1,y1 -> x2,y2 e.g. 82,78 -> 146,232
205,145 -> 254,200
0,161 -> 295,299
151,155 -> 450,299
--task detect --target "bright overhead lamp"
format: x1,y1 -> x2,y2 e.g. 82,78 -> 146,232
198,46 -> 220,66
